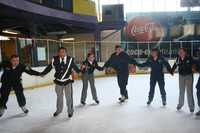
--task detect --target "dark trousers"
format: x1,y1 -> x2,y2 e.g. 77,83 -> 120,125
149,76 -> 166,102
81,73 -> 98,102
117,74 -> 129,98
0,83 -> 26,109
196,76 -> 200,107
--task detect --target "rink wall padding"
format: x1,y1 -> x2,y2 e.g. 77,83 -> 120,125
0,60 -> 180,90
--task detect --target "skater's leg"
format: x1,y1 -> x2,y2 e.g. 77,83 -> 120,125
0,85 -> 11,109
148,77 -> 156,104
158,77 -> 166,105
81,74 -> 89,104
13,84 -> 29,114
123,75 -> 129,99
13,84 -> 26,108
88,74 -> 99,103
185,75 -> 195,112
54,84 -> 64,116
117,75 -> 124,97
177,75 -> 186,110
117,74 -> 128,100
64,83 -> 74,118
0,86 -> 11,117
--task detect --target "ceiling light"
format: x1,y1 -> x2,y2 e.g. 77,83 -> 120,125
2,30 -> 19,35
60,38 -> 75,41
0,36 -> 10,40
47,31 -> 67,35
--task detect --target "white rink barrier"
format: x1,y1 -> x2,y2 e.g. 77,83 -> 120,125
0,60 -> 177,89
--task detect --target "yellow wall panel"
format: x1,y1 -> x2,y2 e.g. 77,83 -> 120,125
73,0 -> 97,16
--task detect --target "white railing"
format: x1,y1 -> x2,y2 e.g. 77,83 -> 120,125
1,37 -> 200,66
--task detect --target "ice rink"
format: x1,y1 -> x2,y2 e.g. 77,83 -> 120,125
0,74 -> 200,133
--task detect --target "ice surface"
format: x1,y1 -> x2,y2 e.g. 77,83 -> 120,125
0,74 -> 200,133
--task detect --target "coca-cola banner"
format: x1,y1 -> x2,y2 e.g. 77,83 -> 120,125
125,16 -> 165,42
123,12 -> 200,59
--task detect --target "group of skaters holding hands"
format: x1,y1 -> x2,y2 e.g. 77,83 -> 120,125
0,45 -> 200,119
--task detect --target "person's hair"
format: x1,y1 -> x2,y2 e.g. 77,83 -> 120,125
179,47 -> 186,52
87,52 -> 95,58
10,54 -> 19,59
151,48 -> 159,52
115,45 -> 121,50
58,47 -> 67,52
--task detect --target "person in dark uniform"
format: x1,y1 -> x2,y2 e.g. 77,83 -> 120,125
80,53 -> 104,105
196,59 -> 200,116
171,48 -> 195,113
0,55 -> 41,117
137,48 -> 173,106
40,47 -> 80,118
194,47 -> 200,116
104,45 -> 137,102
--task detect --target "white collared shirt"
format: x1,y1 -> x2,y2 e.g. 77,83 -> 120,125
88,60 -> 93,65
59,56 -> 67,64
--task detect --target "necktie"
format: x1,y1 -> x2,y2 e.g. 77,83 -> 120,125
61,58 -> 65,65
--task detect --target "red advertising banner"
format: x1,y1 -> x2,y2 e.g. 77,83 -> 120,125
125,16 -> 165,42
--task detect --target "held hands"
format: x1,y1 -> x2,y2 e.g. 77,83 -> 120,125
105,67 -> 113,74
170,70 -> 174,76
99,66 -> 105,71
80,64 -> 86,71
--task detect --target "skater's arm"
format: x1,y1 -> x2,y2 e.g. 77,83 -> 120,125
40,58 -> 54,76
195,58 -> 200,72
104,54 -> 114,68
104,60 -> 110,68
71,59 -> 81,73
196,60 -> 200,72
0,62 -> 4,71
127,55 -> 138,65
40,64 -> 53,76
191,57 -> 200,72
122,52 -> 137,65
80,61 -> 86,72
94,61 -> 104,71
0,61 -> 10,71
191,56 -> 199,66
23,65 -> 41,76
137,58 -> 151,67
0,62 -> 3,71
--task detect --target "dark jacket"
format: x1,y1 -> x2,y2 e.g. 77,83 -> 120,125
0,62 -> 40,86
41,56 -> 80,86
195,57 -> 200,88
171,56 -> 195,76
196,57 -> 200,73
81,60 -> 103,74
104,51 -> 137,75
137,56 -> 172,78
